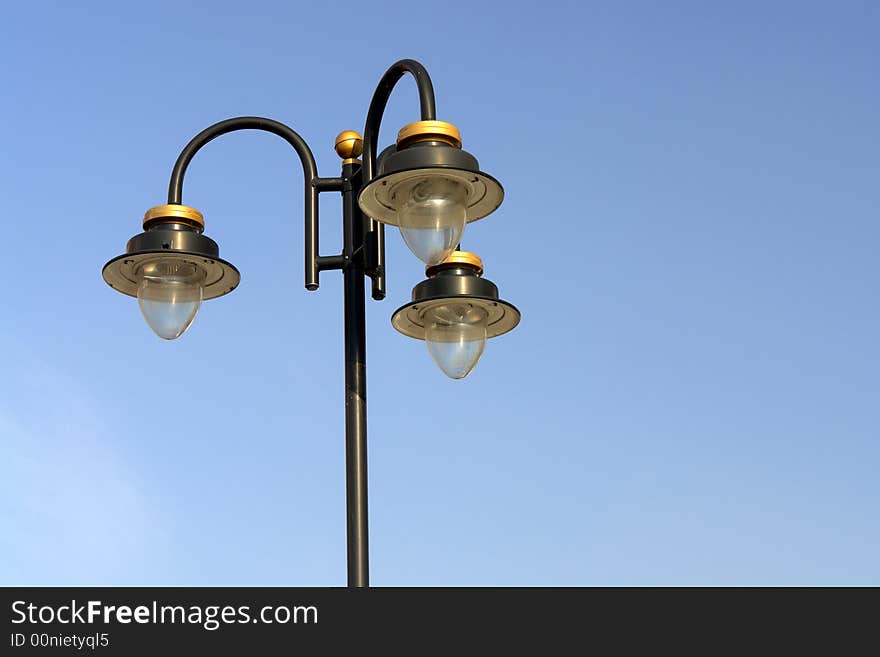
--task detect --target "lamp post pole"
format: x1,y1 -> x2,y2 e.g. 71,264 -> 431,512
340,158 -> 369,587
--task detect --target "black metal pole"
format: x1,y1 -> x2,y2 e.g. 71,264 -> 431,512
341,159 -> 369,587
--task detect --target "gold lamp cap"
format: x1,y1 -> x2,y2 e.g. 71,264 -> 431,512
143,204 -> 204,230
335,130 -> 364,159
397,120 -> 462,149
426,250 -> 483,276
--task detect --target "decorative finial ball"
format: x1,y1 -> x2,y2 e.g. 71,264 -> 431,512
334,130 -> 364,159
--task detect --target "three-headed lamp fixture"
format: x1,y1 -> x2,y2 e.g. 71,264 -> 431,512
102,117 -> 518,379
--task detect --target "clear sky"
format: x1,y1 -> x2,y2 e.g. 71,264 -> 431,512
1,1 -> 877,585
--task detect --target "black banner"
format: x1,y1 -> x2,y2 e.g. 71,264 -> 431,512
1,587 -> 874,652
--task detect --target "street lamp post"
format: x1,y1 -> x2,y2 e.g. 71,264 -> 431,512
102,59 -> 520,587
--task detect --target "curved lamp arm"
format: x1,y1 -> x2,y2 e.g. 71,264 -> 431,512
362,59 -> 437,300
362,59 -> 435,181
165,116 -> 327,291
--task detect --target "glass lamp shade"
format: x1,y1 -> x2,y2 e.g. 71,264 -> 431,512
424,303 -> 489,379
136,259 -> 206,340
396,176 -> 467,266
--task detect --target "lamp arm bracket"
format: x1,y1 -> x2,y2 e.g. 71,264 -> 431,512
361,59 -> 437,301
313,177 -> 345,193
164,116 -> 340,292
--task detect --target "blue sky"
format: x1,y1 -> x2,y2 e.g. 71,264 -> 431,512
1,1 -> 877,585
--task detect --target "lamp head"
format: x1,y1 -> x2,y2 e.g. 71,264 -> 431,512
358,121 -> 504,266
102,204 -> 239,339
391,251 -> 520,379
